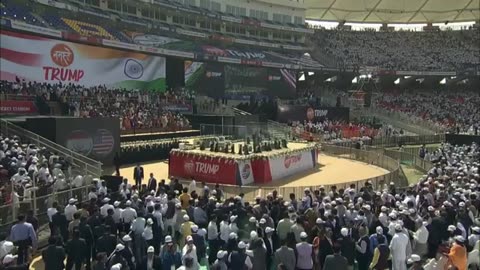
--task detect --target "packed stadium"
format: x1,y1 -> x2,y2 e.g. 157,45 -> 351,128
0,0 -> 479,269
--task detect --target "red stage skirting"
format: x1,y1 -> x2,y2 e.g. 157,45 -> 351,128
168,146 -> 318,185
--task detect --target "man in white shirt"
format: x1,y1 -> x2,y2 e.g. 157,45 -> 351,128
72,175 -> 84,188
47,202 -> 58,224
295,232 -> 313,270
64,198 -> 78,222
121,201 -> 137,230
412,220 -> 429,258
390,224 -> 410,270
207,215 -> 219,265
182,236 -> 200,269
98,181 -> 107,196
100,198 -> 114,217
112,201 -> 123,231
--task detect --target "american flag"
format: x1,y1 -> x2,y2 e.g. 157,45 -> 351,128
93,129 -> 114,156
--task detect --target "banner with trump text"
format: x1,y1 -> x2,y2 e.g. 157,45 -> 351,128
0,30 -> 166,90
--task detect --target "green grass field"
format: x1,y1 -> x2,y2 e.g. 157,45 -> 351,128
401,164 -> 426,185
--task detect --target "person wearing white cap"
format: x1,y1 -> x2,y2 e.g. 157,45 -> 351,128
120,200 -> 137,231
180,214 -> 195,248
138,246 -> 161,270
406,254 -> 422,269
412,219 -> 429,258
65,198 -> 78,222
468,226 -> 480,248
206,215 -> 220,265
2,254 -> 19,267
142,218 -> 154,247
219,215 -> 230,245
227,241 -> 252,270
182,236 -> 199,270
100,197 -> 114,217
130,212 -> 147,263
229,215 -> 239,236
369,226 -> 387,254
109,263 -> 122,270
212,250 -> 228,270
191,224 -> 206,264
389,223 -> 410,270
295,231 -> 313,270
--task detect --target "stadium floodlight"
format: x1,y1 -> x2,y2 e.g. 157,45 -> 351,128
440,78 -> 447,84
308,72 -> 315,76
367,74 -> 372,78
404,76 -> 411,79
352,77 -> 358,83
416,78 -> 425,83
298,73 -> 306,81
451,76 -> 457,79
394,78 -> 400,84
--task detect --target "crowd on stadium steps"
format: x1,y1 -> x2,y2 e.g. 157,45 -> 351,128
313,29 -> 480,71
0,80 -> 192,132
1,138 -> 479,270
374,91 -> 480,134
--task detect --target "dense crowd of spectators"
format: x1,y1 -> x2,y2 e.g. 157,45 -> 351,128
2,136 -> 479,270
0,80 -> 192,132
313,29 -> 480,71
0,134 -> 78,225
375,91 -> 480,134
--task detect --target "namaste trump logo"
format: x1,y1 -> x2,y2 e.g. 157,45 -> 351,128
50,44 -> 74,67
184,160 -> 195,174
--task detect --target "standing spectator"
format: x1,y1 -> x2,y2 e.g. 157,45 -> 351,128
275,241 -> 296,270
139,246 -> 161,270
370,234 -> 390,270
42,236 -> 66,270
9,214 -> 37,264
65,229 -> 87,270
133,163 -> 144,189
390,224 -> 409,270
295,232 -> 313,270
322,243 -> 348,270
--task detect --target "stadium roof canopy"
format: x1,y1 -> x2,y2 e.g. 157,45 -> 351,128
305,0 -> 480,24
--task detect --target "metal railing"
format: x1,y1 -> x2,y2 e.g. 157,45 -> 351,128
199,124 -> 248,140
0,119 -> 102,177
363,106 -> 446,135
0,184 -> 94,231
202,145 -> 404,202
328,134 -> 445,148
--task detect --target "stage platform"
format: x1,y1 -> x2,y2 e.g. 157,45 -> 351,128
169,141 -> 319,186
120,129 -> 200,142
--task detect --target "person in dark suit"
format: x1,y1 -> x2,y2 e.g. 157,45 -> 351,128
42,236 -> 66,270
78,217 -> 94,270
318,228 -> 334,268
96,226 -> 117,256
147,173 -> 157,192
322,243 -> 349,270
139,246 -> 162,270
133,164 -> 144,189
51,207 -> 69,244
263,227 -> 276,270
65,229 -> 87,270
